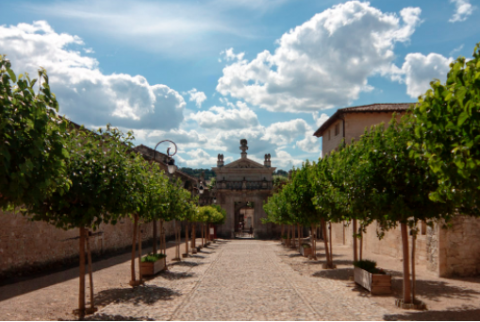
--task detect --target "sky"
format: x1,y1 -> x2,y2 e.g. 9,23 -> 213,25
0,0 -> 478,170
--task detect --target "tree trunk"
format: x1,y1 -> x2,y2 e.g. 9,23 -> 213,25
161,220 -> 167,270
191,224 -> 196,249
152,220 -> 157,254
130,215 -> 137,283
281,224 -> 284,239
329,221 -> 333,265
297,224 -> 301,252
138,220 -> 142,282
359,226 -> 363,261
321,220 -> 330,267
401,222 -> 412,304
185,222 -> 189,255
86,231 -> 95,312
412,229 -> 417,303
292,224 -> 296,248
78,227 -> 86,318
353,219 -> 358,262
312,224 -> 317,260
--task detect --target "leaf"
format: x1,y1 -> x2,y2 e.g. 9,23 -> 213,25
7,68 -> 16,83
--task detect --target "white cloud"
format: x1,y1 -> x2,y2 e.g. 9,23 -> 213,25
176,148 -> 233,168
26,0 -> 270,58
186,88 -> 207,108
188,104 -> 259,130
312,112 -> 329,128
449,0 -> 474,23
296,134 -> 319,153
220,48 -> 245,62
393,53 -> 453,98
272,149 -> 303,169
449,44 -> 464,57
263,119 -> 310,145
216,1 -> 422,113
0,21 -> 185,130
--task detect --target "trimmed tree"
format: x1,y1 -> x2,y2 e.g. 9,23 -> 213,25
0,56 -> 69,210
29,124 -> 142,317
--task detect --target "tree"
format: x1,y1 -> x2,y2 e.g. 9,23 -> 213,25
29,124 -> 142,317
0,56 -> 69,210
358,118 -> 454,304
412,43 -> 480,216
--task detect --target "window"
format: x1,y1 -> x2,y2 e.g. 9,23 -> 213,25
335,123 -> 340,136
421,221 -> 427,235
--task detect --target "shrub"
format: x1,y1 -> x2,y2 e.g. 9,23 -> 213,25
301,243 -> 311,248
353,259 -> 385,274
141,253 -> 167,263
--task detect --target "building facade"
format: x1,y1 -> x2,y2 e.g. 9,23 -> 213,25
213,139 -> 276,239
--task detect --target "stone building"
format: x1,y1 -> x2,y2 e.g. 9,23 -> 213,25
313,103 -> 480,277
213,139 -> 276,239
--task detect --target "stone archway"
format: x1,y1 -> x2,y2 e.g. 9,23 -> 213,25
213,139 -> 277,239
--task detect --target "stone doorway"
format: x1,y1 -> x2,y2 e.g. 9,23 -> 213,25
234,201 -> 254,238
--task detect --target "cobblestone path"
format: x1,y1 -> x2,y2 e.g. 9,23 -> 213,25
94,240 -> 388,321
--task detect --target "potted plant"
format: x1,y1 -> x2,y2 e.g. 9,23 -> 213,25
300,243 -> 312,257
140,253 -> 167,276
353,260 -> 391,295
281,235 -> 287,245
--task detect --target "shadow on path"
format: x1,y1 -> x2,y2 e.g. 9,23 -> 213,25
95,285 -> 181,306
83,313 -> 155,321
313,268 -> 353,281
384,305 -> 480,321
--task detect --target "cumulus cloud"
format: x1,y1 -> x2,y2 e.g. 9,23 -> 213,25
0,21 -> 185,130
188,104 -> 259,130
176,148 -> 233,168
449,0 -> 474,23
272,149 -> 303,169
392,53 -> 453,98
186,88 -> 207,108
313,112 -> 329,128
296,134 -> 319,153
263,119 -> 310,145
216,1 -> 422,113
220,48 -> 245,62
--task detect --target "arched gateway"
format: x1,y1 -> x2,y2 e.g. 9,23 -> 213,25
213,139 -> 276,239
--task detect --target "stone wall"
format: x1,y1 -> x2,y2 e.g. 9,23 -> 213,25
0,210 -> 178,277
331,221 -> 430,268
440,216 -> 480,277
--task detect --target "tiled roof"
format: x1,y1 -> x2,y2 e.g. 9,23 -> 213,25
313,103 -> 415,137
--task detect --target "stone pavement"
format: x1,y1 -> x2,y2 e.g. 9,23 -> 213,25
93,240 -> 388,321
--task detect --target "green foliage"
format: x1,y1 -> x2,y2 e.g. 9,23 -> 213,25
197,205 -> 225,224
28,125 -> 141,230
210,204 -> 227,224
0,56 -> 69,210
141,253 -> 166,263
411,42 -> 480,216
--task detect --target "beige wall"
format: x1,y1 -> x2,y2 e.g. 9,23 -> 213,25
322,112 -> 403,156
0,210 -> 176,277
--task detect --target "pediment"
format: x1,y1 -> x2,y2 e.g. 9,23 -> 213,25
224,158 -> 265,169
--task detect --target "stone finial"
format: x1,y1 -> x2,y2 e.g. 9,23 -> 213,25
217,154 -> 224,167
240,139 -> 248,159
264,153 -> 271,167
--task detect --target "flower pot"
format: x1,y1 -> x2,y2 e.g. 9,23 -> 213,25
140,257 -> 166,276
300,247 -> 312,257
354,267 -> 391,295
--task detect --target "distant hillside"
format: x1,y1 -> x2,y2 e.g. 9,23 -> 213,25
179,168 -> 215,180
179,168 -> 289,180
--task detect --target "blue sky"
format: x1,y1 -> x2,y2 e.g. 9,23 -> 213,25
0,0 -> 477,169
